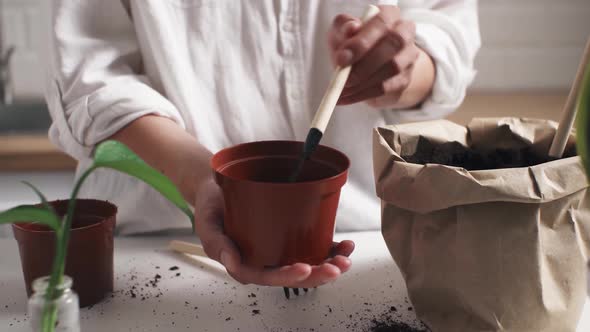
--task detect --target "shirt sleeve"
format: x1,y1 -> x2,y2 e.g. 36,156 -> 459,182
45,0 -> 185,159
390,0 -> 481,122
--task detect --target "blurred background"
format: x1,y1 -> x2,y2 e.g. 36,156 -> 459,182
0,0 -> 589,226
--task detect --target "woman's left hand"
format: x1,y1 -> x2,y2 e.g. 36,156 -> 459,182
328,5 -> 434,108
193,178 -> 355,288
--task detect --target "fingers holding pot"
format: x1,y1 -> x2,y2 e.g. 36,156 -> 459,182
192,178 -> 236,265
205,241 -> 354,288
226,263 -> 313,286
279,241 -> 355,288
217,255 -> 353,288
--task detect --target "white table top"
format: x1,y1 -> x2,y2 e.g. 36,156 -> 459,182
1,231 -> 589,332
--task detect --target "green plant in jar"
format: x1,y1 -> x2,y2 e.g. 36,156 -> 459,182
0,140 -> 194,332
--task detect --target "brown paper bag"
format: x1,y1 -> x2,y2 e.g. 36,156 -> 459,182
373,118 -> 590,332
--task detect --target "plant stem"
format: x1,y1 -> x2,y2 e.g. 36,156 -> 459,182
41,166 -> 95,332
41,224 -> 63,332
58,166 -> 95,277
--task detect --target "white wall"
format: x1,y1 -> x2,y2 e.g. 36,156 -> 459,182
474,0 -> 590,91
1,0 -> 590,97
1,0 -> 49,101
0,171 -> 75,237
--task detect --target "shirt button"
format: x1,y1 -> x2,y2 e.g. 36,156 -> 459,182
289,89 -> 301,100
282,40 -> 293,55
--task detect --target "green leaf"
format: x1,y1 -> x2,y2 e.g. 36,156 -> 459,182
10,184 -> 62,331
0,205 -> 61,231
576,58 -> 590,177
22,181 -> 54,212
92,140 -> 194,227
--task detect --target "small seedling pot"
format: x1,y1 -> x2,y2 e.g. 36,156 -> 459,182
12,199 -> 117,307
211,140 -> 349,268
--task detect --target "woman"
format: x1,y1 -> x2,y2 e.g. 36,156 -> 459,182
45,0 -> 480,289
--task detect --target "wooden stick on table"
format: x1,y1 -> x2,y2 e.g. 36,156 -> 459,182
168,240 -> 208,258
548,37 -> 590,158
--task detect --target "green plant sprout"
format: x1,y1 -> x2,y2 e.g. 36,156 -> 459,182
0,140 -> 194,332
576,55 -> 590,177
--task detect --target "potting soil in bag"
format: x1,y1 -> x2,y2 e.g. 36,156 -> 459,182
372,118 -> 590,332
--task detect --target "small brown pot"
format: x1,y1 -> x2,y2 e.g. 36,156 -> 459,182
12,199 -> 117,307
211,140 -> 349,268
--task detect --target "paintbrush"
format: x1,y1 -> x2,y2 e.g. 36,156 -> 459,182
288,5 -> 380,183
284,4 -> 381,299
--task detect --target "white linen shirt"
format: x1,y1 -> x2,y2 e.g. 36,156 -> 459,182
45,0 -> 480,235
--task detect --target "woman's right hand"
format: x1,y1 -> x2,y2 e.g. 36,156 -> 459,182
193,178 -> 355,288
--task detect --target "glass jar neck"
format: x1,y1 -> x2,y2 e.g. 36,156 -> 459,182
31,275 -> 73,296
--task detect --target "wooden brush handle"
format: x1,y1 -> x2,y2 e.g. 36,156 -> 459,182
549,37 -> 590,158
168,240 -> 208,258
310,4 -> 380,133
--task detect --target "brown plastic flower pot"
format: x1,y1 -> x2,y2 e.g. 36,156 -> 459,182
12,199 -> 117,307
211,140 -> 350,268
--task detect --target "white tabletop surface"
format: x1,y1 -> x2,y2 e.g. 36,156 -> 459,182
1,231 -> 589,332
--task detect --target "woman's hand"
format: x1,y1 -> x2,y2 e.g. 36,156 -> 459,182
111,115 -> 353,287
193,178 -> 355,287
328,5 -> 435,109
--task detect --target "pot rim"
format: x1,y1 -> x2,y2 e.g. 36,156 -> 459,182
12,199 -> 117,234
211,140 -> 350,186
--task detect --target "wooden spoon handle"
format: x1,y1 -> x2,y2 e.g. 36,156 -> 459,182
168,240 -> 208,258
549,37 -> 590,158
310,4 -> 381,133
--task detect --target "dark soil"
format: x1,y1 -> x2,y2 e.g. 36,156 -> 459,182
363,306 -> 429,332
369,319 -> 427,332
402,137 -> 569,171
338,297 -> 429,332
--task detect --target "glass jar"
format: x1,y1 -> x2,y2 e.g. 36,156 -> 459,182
28,275 -> 80,332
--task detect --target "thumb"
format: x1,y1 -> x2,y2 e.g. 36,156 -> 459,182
195,211 -> 241,274
193,180 -> 243,278
206,233 -> 241,275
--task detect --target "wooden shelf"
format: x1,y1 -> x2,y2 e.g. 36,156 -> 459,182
0,135 -> 77,171
0,92 -> 569,172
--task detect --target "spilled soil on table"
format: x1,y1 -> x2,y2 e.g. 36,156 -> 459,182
367,308 -> 429,332
76,257 -> 429,331
343,299 -> 430,332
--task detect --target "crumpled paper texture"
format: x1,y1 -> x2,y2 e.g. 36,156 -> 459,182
373,118 -> 590,332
